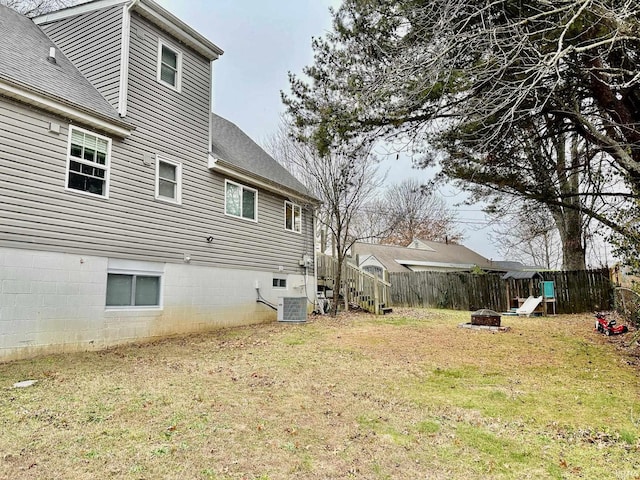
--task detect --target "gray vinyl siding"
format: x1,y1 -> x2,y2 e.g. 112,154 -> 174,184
39,6 -> 123,109
2,11 -> 314,274
124,12 -> 210,161
0,98 -> 313,274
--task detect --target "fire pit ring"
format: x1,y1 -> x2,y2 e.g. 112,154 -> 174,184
470,309 -> 502,327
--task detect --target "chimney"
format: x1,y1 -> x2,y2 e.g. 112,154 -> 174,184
47,47 -> 57,64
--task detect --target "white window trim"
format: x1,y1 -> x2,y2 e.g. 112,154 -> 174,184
224,179 -> 258,222
157,38 -> 182,92
155,155 -> 182,205
65,125 -> 112,199
272,275 -> 287,289
105,268 -> 164,311
284,201 -> 302,234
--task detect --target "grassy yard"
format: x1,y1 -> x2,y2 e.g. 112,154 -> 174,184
1,309 -> 639,480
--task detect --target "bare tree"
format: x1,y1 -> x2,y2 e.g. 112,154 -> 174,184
490,204 -> 563,270
446,117 -> 620,269
352,179 -> 463,245
379,179 -> 462,246
284,0 -> 640,265
348,197 -> 390,244
1,0 -> 75,16
265,121 -> 384,315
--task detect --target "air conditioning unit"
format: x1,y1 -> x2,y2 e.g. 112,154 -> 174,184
277,297 -> 308,323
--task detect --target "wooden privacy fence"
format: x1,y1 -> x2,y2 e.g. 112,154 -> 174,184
317,253 -> 391,314
390,269 -> 613,314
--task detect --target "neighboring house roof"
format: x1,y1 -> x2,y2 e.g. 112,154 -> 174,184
494,260 -> 546,271
209,113 -> 317,202
406,239 -> 437,251
494,261 -> 526,271
0,5 -> 132,137
502,271 -> 544,280
352,241 -> 500,273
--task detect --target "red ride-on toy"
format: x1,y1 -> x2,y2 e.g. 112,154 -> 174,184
594,312 -> 628,336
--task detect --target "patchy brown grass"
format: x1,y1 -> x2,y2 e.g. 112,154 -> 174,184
1,309 -> 639,480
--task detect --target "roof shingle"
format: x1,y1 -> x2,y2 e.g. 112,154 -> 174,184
210,113 -> 314,200
353,241 -> 497,273
0,5 -> 128,128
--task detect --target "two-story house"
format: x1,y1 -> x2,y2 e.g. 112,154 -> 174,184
0,0 -> 317,361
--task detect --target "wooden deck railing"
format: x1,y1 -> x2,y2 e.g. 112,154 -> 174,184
316,253 -> 391,314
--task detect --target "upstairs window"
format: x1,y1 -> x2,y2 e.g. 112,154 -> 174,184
225,180 -> 257,221
157,39 -> 182,91
66,126 -> 110,197
155,157 -> 182,204
284,201 -> 301,233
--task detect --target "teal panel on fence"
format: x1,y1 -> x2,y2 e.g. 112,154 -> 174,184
541,281 -> 555,298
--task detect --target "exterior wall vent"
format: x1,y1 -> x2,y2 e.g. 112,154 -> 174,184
277,297 -> 307,323
47,47 -> 57,64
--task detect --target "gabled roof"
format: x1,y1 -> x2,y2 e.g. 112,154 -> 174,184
0,5 -> 132,137
353,241 -> 499,273
34,0 -> 224,61
209,114 -> 317,202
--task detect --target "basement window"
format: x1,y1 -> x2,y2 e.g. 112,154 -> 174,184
106,273 -> 161,307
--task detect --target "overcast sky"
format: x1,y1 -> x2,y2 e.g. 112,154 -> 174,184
154,0 -> 499,260
154,0 -> 339,141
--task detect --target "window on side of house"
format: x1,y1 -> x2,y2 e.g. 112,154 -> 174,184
106,273 -> 161,307
225,180 -> 257,221
272,276 -> 287,288
155,156 -> 182,204
157,39 -> 182,91
284,201 -> 301,233
66,126 -> 111,197
363,265 -> 384,278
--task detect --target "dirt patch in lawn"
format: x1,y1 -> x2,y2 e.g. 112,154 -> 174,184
1,309 -> 639,480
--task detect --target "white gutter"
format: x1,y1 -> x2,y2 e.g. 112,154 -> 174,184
208,154 -> 318,205
0,79 -> 132,138
34,0 -> 224,61
133,1 -> 223,60
395,259 -> 477,269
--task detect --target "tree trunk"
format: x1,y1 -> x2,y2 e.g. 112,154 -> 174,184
553,208 -> 586,270
331,263 -> 342,317
552,130 -> 587,271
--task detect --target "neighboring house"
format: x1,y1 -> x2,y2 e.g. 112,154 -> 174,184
352,239 -> 503,275
0,1 -> 317,361
492,261 -> 546,272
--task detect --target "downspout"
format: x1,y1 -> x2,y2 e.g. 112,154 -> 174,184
313,205 -> 319,311
117,0 -> 141,117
